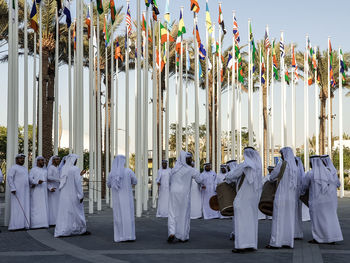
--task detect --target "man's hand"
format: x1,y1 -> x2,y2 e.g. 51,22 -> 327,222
157,183 -> 161,186
50,188 -> 56,192
80,198 -> 83,203
202,186 -> 206,190
11,190 -> 16,195
38,180 -> 43,185
80,170 -> 86,176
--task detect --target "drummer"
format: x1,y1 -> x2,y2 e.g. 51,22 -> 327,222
225,147 -> 262,253
216,164 -> 228,184
226,160 -> 238,240
201,163 -> 220,220
259,166 -> 274,220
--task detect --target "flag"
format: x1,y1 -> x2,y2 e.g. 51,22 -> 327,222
156,48 -> 165,72
85,7 -> 91,39
261,52 -> 265,84
292,46 -> 299,82
227,54 -> 233,70
340,49 -> 347,84
285,70 -> 290,85
233,15 -> 240,43
126,4 -> 132,36
211,29 -> 216,54
272,40 -> 279,80
235,43 -> 244,83
280,36 -> 285,58
164,0 -> 170,25
190,0 -> 200,13
329,40 -> 336,87
199,60 -> 203,78
249,23 -> 256,72
56,0 -> 62,15
103,16 -> 109,47
205,2 -> 213,34
145,0 -> 151,7
96,0 -> 103,15
151,0 -> 159,16
310,47 -> 317,71
160,23 -> 174,44
30,1 -> 39,32
114,38 -> 124,61
63,1 -> 71,28
218,5 -> 226,35
199,43 -> 206,60
178,10 -> 186,36
73,22 -> 76,49
110,0 -> 117,25
264,28 -> 270,50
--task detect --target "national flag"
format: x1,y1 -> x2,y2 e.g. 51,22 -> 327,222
63,1 -> 71,28
280,36 -> 285,58
30,1 -> 39,32
264,28 -> 270,50
110,0 -> 117,25
199,43 -> 206,60
103,15 -> 109,47
340,49 -> 347,84
285,70 -> 290,85
96,0 -> 103,15
190,0 -> 200,13
85,6 -> 91,39
114,38 -> 124,61
261,52 -> 265,84
156,48 -> 165,72
145,0 -> 151,7
178,10 -> 186,36
56,0 -> 62,15
160,23 -> 174,44
310,47 -> 317,70
292,46 -> 299,82
308,74 -> 313,86
175,35 -> 182,54
126,4 -> 132,36
272,40 -> 279,80
215,41 -> 219,55
176,51 -> 179,67
227,53 -> 233,70
211,30 -> 215,54
152,10 -> 157,21
205,2 -> 213,34
151,0 -> 159,16
199,60 -> 203,78
218,5 -> 226,35
329,40 -> 336,87
233,15 -> 240,43
249,23 -> 256,72
73,22 -> 76,49
235,43 -> 244,83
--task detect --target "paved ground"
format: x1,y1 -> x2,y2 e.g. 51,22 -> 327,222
0,195 -> 349,263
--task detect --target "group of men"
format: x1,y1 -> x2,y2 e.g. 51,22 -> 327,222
156,147 -> 343,253
2,154 -> 90,237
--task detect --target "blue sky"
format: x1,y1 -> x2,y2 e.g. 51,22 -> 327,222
0,0 -> 349,154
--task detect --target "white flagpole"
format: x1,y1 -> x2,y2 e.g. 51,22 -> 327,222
14,0 -> 18,154
110,26 -> 114,209
280,31 -> 286,147
304,35 -> 309,171
315,46 -> 319,155
178,7 -> 184,156
125,0 -> 130,167
158,21 -> 162,169
238,82 -> 242,162
93,26 -> 97,203
291,43 -> 296,154
327,37 -> 332,157
266,26 -> 270,164
227,70 -> 230,161
212,25 -> 215,168
115,49 -> 119,157
248,19 -> 253,146
185,42 -> 189,152
339,48 -> 344,198
23,0 -> 28,167
194,14 -> 200,169
259,47 -> 263,169
205,3 -> 210,163
105,15 -> 110,205
97,21 -> 102,211
88,3 -> 94,214
143,9 -> 149,211
231,11 -> 236,160
165,10 -> 169,161
217,7 -> 222,170
270,43 -> 275,164
68,24 -> 72,154
32,33 -> 37,166
152,18 -> 158,208
54,8 -> 59,155
38,3 -> 43,156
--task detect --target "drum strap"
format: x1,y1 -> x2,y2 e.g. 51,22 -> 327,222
276,161 -> 287,188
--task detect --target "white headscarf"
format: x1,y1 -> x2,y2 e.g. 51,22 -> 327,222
280,147 -> 298,189
109,155 -> 126,190
47,155 -> 60,169
172,151 -> 191,174
58,155 -> 69,173
311,156 -> 333,195
59,154 -> 78,190
241,147 -> 262,191
321,155 -> 338,184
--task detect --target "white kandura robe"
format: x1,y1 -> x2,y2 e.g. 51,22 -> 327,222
269,158 -> 297,248
303,168 -> 343,243
107,168 -> 137,242
7,165 -> 30,230
54,166 -> 86,237
294,158 -> 304,239
168,157 -> 203,241
190,179 -> 203,219
156,168 -> 171,218
201,170 -> 220,219
29,167 -> 49,228
0,170 -> 3,218
47,165 -> 61,225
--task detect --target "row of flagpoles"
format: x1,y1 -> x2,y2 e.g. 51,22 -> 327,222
5,0 -> 346,223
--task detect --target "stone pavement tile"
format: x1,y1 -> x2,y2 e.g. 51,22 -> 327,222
0,227 -> 53,252
322,253 -> 350,263
106,251 -> 293,263
0,255 -> 88,263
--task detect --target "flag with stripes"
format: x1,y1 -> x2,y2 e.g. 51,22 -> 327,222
218,5 -> 226,35
233,15 -> 240,43
190,0 -> 200,13
264,28 -> 270,50
114,38 -> 124,61
340,49 -> 347,84
30,1 -> 39,32
227,53 -> 233,70
261,52 -> 265,84
96,0 -> 103,15
85,6 -> 91,39
110,0 -> 117,25
280,37 -> 285,58
329,40 -> 336,87
63,1 -> 71,28
126,4 -> 132,36
292,46 -> 299,83
206,2 -> 213,34
272,40 -> 279,80
249,23 -> 256,72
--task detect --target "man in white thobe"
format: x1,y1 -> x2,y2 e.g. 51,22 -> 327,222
29,156 -> 49,229
47,155 -> 61,226
156,160 -> 171,218
0,168 -> 3,226
7,154 -> 30,230
267,147 -> 298,249
294,157 -> 305,239
216,164 -> 227,184
201,163 -> 219,219
168,151 -> 203,243
302,155 -> 343,244
226,147 -> 262,253
55,154 -> 89,237
226,160 -> 238,240
190,159 -> 202,219
107,155 -> 137,242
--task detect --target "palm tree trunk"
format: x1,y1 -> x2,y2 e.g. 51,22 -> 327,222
263,83 -> 268,174
319,87 -> 327,155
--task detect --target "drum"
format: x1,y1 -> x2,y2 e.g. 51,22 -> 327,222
215,182 -> 237,216
300,189 -> 309,207
258,181 -> 277,216
209,195 -> 219,211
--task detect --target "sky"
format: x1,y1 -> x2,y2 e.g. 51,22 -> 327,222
0,0 -> 350,155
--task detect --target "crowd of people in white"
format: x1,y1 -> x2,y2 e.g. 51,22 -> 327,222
0,146 -> 343,253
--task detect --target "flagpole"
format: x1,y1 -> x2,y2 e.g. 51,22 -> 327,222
227,70 -> 230,161
110,25 -> 115,209
212,25 -> 216,168
14,0 -> 19,154
304,35 -> 309,171
291,43 -> 296,154
217,6 -> 223,170
54,7 -> 59,155
88,3 -> 94,214
32,33 -> 37,167
38,3 -> 43,156
194,13 -> 200,169
164,9 -> 169,161
339,48 -> 344,198
115,50 -> 119,158
231,11 -> 236,160
178,7 -> 184,157
280,31 -> 286,147
185,42 -> 189,152
23,0 -> 28,167
97,21 -> 102,211
152,18 -> 158,208
158,21 -> 162,170
143,9 -> 149,211
266,25 -> 270,165
205,3 -> 210,163
125,0 -> 130,167
248,19 -> 253,146
105,15 -> 110,206
315,46 -> 319,155
68,24 -> 72,154
327,37 -> 332,157
259,47 -> 263,170
270,42 -> 275,164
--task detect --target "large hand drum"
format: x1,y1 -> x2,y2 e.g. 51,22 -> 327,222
258,181 -> 277,216
209,182 -> 237,216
